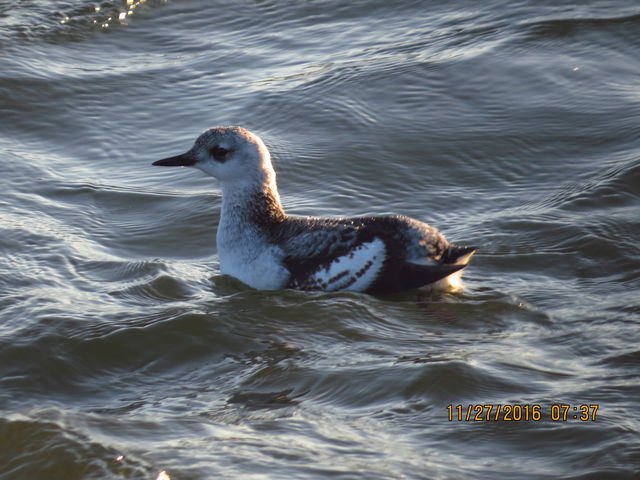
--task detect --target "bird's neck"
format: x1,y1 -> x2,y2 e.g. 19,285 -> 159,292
219,171 -> 286,233
216,173 -> 289,288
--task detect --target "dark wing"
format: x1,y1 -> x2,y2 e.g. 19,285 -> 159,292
277,218 -> 372,290
271,216 -> 461,293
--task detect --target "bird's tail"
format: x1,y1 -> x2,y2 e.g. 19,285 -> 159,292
441,245 -> 477,265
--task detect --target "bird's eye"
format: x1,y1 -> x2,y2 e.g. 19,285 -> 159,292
210,145 -> 230,162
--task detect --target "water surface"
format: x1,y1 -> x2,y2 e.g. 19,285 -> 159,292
1,1 -> 639,479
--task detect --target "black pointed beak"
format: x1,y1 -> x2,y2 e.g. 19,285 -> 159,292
152,152 -> 196,167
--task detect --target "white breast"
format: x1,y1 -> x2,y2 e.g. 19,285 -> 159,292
218,242 -> 289,290
217,219 -> 289,290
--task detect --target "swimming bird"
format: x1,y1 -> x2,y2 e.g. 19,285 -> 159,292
152,127 -> 476,294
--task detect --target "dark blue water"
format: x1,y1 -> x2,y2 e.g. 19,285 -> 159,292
1,1 -> 639,479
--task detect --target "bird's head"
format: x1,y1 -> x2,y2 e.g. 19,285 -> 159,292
153,126 -> 273,187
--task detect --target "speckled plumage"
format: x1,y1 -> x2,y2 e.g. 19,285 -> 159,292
153,126 -> 476,294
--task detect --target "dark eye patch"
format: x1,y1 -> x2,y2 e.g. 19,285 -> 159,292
210,145 -> 231,162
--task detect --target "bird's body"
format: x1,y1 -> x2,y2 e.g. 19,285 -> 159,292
153,126 -> 475,294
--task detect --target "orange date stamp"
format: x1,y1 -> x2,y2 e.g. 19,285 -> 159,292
447,404 -> 599,422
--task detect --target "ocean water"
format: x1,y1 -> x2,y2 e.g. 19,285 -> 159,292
1,1 -> 639,479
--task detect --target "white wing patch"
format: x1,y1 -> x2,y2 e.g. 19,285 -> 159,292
308,238 -> 386,292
